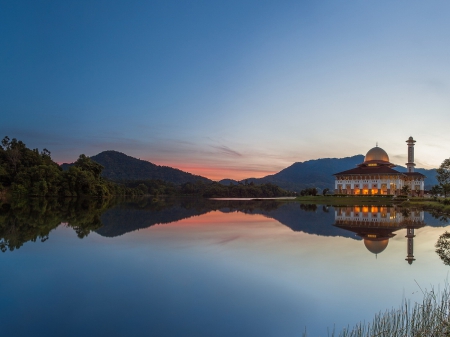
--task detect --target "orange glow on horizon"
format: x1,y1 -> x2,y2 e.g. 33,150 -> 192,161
149,161 -> 278,181
165,210 -> 273,226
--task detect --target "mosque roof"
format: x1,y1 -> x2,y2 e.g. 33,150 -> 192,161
333,166 -> 402,176
364,238 -> 389,254
404,172 -> 426,177
364,146 -> 390,163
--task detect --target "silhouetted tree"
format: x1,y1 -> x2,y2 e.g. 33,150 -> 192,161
437,159 -> 450,198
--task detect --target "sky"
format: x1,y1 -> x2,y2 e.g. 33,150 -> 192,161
1,1 -> 450,180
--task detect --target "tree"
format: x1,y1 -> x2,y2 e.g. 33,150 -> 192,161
74,154 -> 104,179
400,185 -> 410,195
7,147 -> 21,173
322,188 -> 329,196
437,158 -> 450,198
436,231 -> 450,266
430,185 -> 442,197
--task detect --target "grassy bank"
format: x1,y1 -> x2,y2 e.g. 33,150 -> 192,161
295,195 -> 395,205
294,196 -> 450,215
302,285 -> 450,337
401,198 -> 450,215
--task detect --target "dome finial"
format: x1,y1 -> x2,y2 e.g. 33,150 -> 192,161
376,142 -> 378,147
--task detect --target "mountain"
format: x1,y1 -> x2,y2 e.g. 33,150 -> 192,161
226,155 -> 438,192
61,150 -> 212,184
219,179 -> 240,185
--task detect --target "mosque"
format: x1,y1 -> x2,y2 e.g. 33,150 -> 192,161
334,137 -> 425,196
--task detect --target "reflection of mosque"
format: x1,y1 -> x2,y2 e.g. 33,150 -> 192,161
334,206 -> 425,264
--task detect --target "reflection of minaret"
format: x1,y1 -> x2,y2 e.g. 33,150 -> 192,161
405,227 -> 416,265
406,136 -> 416,173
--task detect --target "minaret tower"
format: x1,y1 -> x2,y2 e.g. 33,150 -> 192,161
405,227 -> 416,265
406,136 -> 416,173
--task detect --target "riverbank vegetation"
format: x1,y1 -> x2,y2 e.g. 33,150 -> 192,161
124,179 -> 295,198
295,195 -> 396,205
302,285 -> 450,337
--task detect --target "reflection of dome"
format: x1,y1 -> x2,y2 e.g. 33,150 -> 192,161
364,147 -> 390,163
364,238 -> 389,254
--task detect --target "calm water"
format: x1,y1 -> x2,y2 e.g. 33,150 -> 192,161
1,198 -> 449,337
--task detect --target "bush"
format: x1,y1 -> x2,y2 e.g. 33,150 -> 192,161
396,195 -> 408,199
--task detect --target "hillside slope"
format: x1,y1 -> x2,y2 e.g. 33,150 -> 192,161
62,151 -> 211,184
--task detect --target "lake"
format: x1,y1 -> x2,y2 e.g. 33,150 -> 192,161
1,198 -> 449,337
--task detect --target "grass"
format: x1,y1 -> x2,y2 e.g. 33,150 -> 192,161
294,196 -> 450,215
302,285 -> 450,337
400,199 -> 450,216
294,195 -> 395,205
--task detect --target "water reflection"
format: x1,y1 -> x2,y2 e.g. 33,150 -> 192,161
334,206 -> 426,263
0,197 -> 114,252
2,198 -> 450,336
1,197 -> 449,256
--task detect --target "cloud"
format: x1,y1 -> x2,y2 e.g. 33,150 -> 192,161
424,78 -> 447,95
210,145 -> 242,157
214,235 -> 241,246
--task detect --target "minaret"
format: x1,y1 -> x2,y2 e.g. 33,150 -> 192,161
405,227 -> 416,265
406,136 -> 416,173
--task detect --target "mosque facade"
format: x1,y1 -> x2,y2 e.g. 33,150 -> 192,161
333,137 -> 425,197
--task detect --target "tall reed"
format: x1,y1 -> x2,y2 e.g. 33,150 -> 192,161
303,286 -> 450,337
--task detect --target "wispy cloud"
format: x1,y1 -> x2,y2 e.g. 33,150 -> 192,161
210,145 -> 242,157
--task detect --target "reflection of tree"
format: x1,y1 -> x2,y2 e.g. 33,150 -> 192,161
401,208 -> 411,217
435,231 -> 450,265
429,209 -> 450,224
0,197 -> 115,252
300,203 -> 317,212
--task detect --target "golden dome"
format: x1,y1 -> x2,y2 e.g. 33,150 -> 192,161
364,238 -> 389,254
364,146 -> 389,163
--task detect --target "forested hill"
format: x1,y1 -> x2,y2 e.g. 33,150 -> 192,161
239,155 -> 365,192
233,155 -> 438,192
62,150 -> 212,184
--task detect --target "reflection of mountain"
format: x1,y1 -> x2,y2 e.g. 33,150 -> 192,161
3,198 -> 449,252
97,204 -> 210,237
95,199 -> 356,239
96,199 -> 281,237
239,203 -> 357,239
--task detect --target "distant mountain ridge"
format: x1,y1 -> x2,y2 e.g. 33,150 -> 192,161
61,150 -> 212,185
62,151 -> 438,191
221,155 -> 438,192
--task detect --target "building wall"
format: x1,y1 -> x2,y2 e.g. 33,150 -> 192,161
334,175 -> 424,196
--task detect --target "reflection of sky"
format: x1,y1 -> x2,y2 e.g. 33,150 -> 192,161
2,2 -> 450,180
1,211 -> 450,336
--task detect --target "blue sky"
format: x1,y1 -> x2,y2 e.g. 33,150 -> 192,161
1,1 -> 450,180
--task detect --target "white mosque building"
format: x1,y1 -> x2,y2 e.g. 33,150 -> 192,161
333,137 -> 425,197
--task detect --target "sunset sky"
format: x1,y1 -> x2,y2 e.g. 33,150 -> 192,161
2,1 -> 450,180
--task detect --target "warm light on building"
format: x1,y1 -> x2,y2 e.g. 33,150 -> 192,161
333,137 -> 425,197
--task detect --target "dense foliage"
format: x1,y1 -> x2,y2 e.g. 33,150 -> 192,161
437,158 -> 450,198
0,136 -> 144,198
124,179 -> 296,198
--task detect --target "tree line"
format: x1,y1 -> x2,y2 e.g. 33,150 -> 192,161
124,179 -> 296,198
0,136 -> 144,198
0,136 -> 295,199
